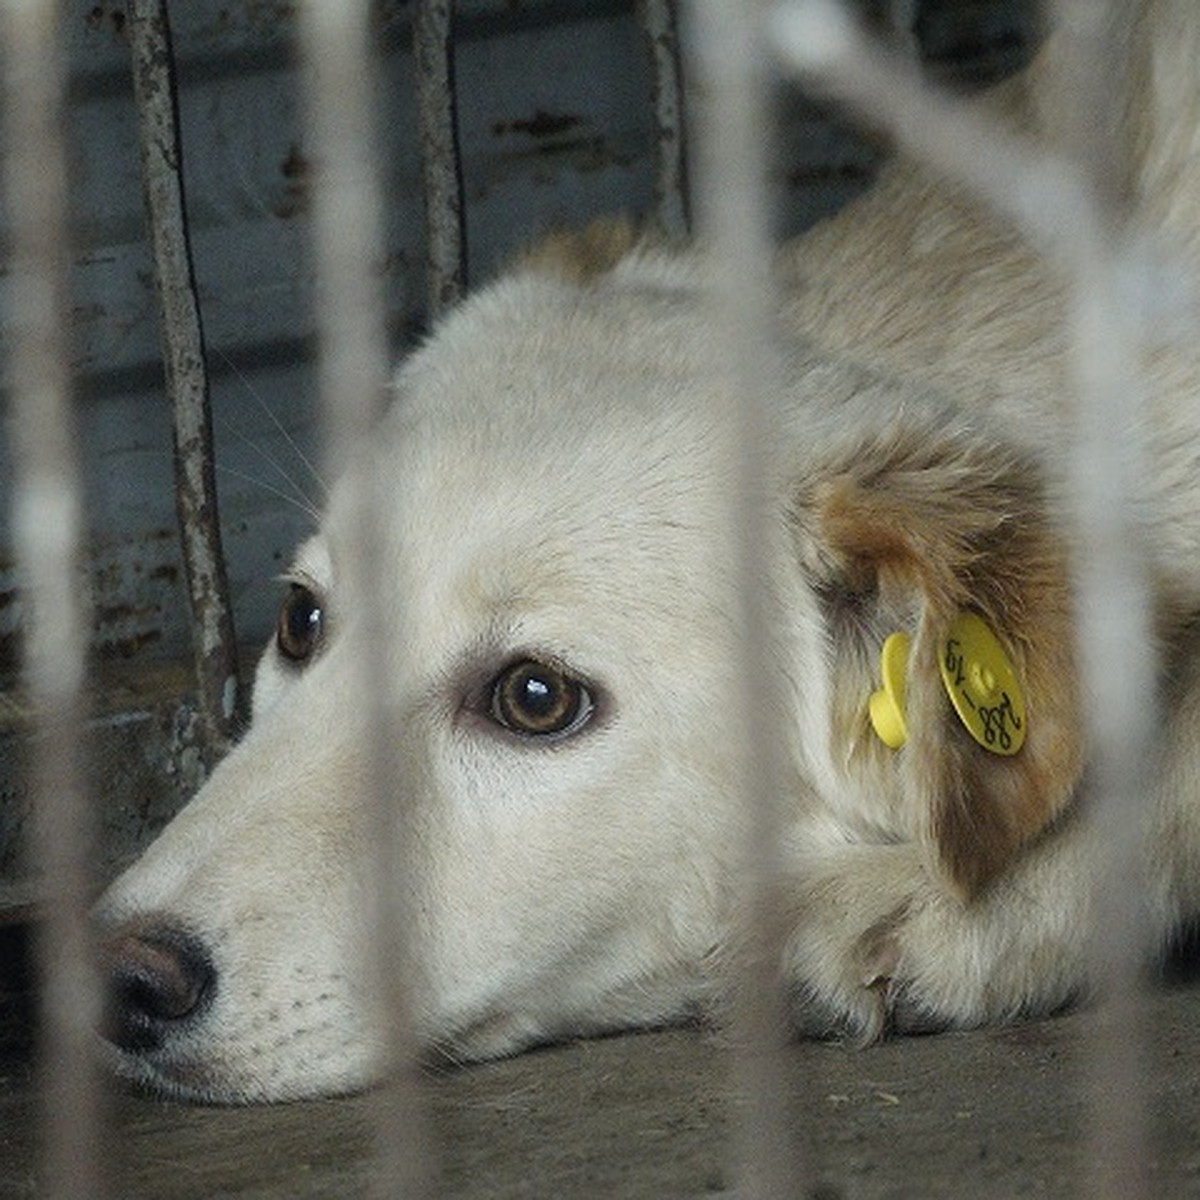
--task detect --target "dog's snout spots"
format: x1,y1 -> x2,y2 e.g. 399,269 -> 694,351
101,924 -> 216,1053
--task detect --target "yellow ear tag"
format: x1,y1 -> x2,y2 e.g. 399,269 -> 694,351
938,612 -> 1026,755
869,632 -> 910,750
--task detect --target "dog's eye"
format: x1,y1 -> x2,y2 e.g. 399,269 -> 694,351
276,584 -> 324,664
489,659 -> 594,738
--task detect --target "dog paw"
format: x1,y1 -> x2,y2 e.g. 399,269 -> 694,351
785,896 -> 959,1041
786,945 -> 899,1045
781,834 -> 1090,1042
778,842 -> 932,1042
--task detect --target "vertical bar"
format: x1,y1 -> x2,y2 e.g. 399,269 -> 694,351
296,4 -> 438,1195
1048,7 -> 1153,1195
1,1 -> 108,1197
414,0 -> 467,320
127,0 -> 243,766
637,0 -> 691,239
1040,1 -> 1137,212
688,2 -> 804,1196
1068,222 -> 1154,1200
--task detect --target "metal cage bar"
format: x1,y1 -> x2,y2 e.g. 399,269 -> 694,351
688,2 -> 806,1195
127,0 -> 244,768
1047,4 -> 1154,1189
415,0 -> 468,320
2,1 -> 107,1196
295,3 -> 439,1194
638,0 -> 692,239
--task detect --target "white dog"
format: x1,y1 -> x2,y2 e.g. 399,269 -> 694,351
98,0 -> 1200,1102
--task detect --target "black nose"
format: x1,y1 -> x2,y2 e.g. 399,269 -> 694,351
101,923 -> 217,1053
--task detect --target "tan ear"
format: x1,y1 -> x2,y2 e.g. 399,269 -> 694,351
514,216 -> 642,284
804,422 -> 1083,900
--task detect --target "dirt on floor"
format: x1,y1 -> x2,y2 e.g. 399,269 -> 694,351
3,917 -> 1200,1199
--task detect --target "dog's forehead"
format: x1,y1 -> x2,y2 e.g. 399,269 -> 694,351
388,274 -> 732,506
400,269 -> 716,426
314,270 -> 744,644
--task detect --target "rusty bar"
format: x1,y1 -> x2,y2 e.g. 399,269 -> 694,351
414,0 -> 467,320
637,0 -> 691,239
688,1 -> 804,1196
296,3 -> 439,1194
127,0 -> 243,766
1,1 -> 108,1197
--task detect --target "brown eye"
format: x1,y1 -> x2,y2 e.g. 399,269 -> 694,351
276,584 -> 324,664
490,659 -> 594,738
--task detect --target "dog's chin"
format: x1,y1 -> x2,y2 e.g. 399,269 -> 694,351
426,972 -> 715,1070
102,1019 -> 582,1102
102,1040 -> 232,1106
100,1034 -> 382,1106
424,1008 -> 594,1070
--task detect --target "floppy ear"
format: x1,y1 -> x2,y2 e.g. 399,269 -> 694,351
513,216 -> 641,283
797,418 -> 1083,900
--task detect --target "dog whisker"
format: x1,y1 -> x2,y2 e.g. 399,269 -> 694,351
214,463 -> 322,522
214,345 -> 329,501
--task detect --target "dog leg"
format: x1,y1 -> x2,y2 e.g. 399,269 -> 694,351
780,813 -> 1113,1041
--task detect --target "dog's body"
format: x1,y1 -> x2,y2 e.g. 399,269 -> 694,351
99,0 -> 1200,1102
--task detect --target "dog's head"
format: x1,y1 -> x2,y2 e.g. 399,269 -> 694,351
97,247 -> 769,1100
96,236 -> 1082,1101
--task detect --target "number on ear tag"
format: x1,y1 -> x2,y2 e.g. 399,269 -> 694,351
938,612 -> 1026,755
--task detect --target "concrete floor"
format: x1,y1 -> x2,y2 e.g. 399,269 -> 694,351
4,919 -> 1200,1199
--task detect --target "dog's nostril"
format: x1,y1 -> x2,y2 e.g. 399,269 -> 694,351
101,924 -> 217,1053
